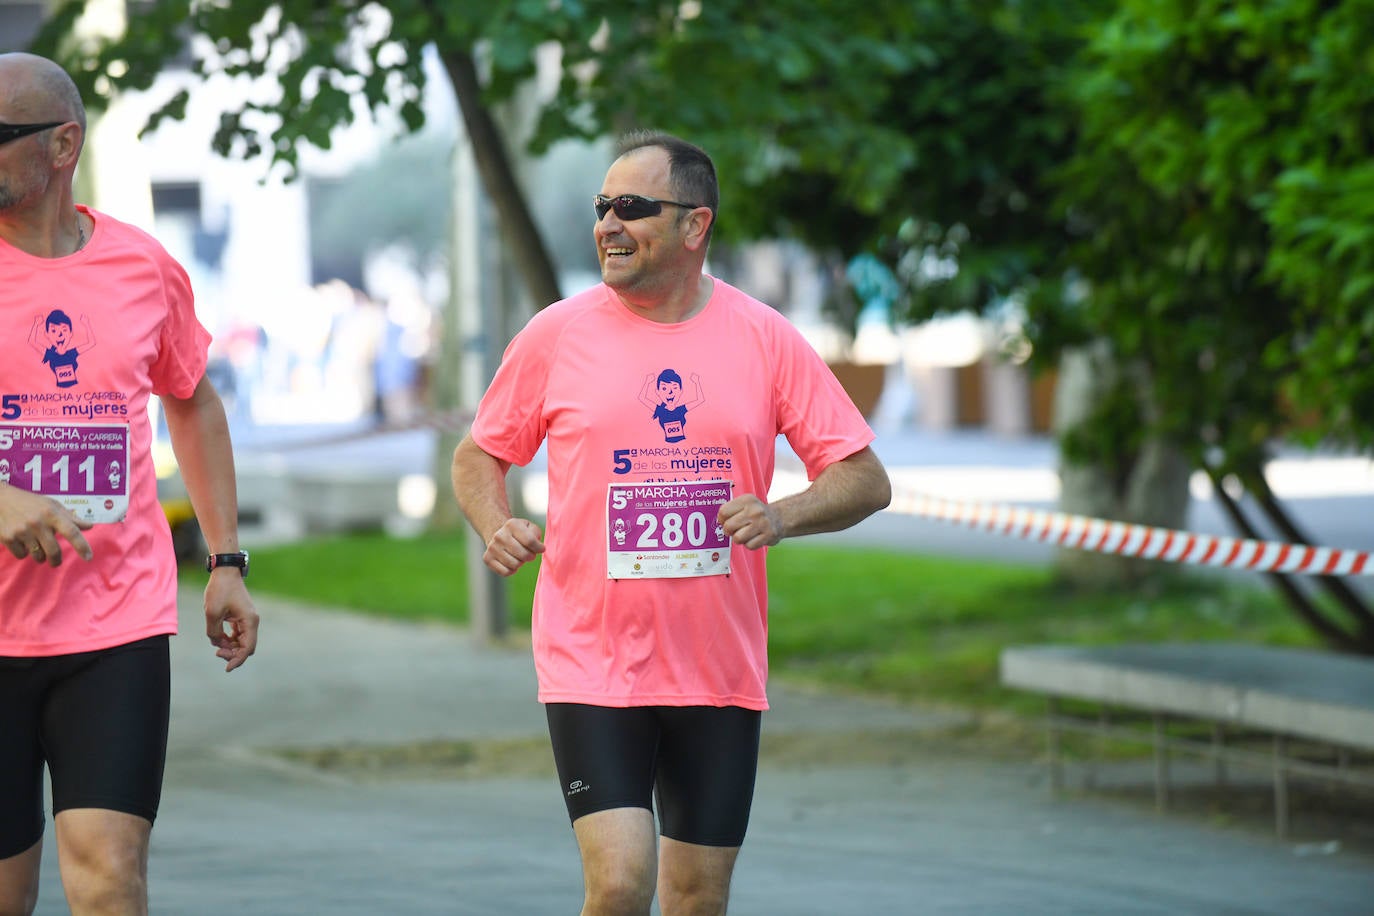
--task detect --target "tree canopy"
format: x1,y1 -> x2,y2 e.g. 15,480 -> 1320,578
1056,0 -> 1374,465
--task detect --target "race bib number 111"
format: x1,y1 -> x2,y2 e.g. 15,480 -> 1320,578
0,423 -> 130,523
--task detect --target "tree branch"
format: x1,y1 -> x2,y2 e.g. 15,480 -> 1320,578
1207,468 -> 1360,652
436,45 -> 563,310
1244,468 -> 1374,642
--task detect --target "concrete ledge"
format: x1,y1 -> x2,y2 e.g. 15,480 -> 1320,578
1001,642 -> 1374,838
1000,643 -> 1374,751
288,470 -> 403,534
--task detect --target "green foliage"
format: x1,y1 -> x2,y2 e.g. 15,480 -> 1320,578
34,0 -> 429,178
1056,0 -> 1374,469
34,1 -> 1084,256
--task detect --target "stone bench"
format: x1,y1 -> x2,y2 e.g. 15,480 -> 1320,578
999,642 -> 1374,838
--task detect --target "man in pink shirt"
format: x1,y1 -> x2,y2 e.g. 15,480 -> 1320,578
0,53 -> 259,915
452,131 -> 891,914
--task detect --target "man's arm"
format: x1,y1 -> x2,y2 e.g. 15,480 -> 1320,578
160,376 -> 259,671
718,445 -> 891,550
451,433 -> 544,577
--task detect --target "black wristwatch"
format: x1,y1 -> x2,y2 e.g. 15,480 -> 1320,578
206,550 -> 250,578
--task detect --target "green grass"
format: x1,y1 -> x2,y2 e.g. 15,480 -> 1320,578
189,531 -> 1314,714
193,530 -> 533,626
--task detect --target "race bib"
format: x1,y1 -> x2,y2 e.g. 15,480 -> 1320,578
607,479 -> 733,579
0,423 -> 130,523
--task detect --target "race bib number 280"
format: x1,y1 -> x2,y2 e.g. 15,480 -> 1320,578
0,423 -> 130,523
607,479 -> 733,579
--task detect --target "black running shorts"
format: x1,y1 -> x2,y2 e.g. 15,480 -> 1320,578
545,703 -> 762,847
0,635 -> 171,858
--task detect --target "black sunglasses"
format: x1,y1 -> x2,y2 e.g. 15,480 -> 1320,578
594,193 -> 700,221
0,121 -> 66,146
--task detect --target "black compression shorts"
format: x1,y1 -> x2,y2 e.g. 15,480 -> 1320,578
0,635 -> 170,859
545,703 -> 761,848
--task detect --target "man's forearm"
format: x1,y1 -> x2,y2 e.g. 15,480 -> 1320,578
771,446 -> 891,540
451,434 -> 515,543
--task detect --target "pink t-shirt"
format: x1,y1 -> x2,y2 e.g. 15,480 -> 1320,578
0,206 -> 210,656
471,279 -> 874,709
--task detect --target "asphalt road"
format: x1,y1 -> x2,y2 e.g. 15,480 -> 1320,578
29,589 -> 1374,915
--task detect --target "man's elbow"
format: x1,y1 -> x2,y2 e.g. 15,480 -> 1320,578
866,471 -> 892,517
851,448 -> 891,518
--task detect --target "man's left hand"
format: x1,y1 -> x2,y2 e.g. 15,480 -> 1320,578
718,495 -> 784,550
204,573 -> 259,672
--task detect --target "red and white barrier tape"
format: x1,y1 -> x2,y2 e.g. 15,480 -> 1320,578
889,488 -> 1371,576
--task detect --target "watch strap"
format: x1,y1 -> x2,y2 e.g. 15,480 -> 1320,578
206,550 -> 250,577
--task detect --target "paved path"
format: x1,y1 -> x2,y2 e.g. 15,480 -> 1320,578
32,589 -> 1374,914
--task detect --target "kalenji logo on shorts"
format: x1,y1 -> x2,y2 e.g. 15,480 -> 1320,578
567,780 -> 590,797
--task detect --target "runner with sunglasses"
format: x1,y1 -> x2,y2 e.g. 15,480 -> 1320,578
453,131 -> 890,915
0,52 -> 259,915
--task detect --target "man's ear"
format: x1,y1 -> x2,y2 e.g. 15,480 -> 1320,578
682,207 -> 714,252
50,122 -> 82,169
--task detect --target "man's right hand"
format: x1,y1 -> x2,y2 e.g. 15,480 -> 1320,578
0,484 -> 94,566
482,518 -> 545,576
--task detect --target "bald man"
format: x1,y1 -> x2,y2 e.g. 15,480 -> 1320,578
0,52 -> 259,915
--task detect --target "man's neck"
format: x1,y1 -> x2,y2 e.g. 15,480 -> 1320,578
0,196 -> 82,259
615,274 -> 715,324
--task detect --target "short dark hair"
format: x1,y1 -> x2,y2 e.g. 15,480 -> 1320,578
616,130 -> 718,238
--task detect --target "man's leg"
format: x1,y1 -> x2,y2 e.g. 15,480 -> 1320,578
657,838 -> 740,916
571,807 -> 658,916
546,704 -> 662,916
0,653 -> 48,916
53,810 -> 151,916
42,638 -> 168,916
0,839 -> 42,916
653,706 -> 761,916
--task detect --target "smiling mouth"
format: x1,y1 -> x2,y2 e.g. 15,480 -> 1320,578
604,247 -> 634,258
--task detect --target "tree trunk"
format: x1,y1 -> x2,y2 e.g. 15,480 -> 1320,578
429,50 -> 559,640
1208,469 -> 1362,652
1243,471 -> 1374,643
436,47 -> 563,310
1051,341 -> 1191,588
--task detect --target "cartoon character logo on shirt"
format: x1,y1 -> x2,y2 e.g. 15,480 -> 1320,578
107,460 -> 122,489
612,517 -> 628,546
0,458 -> 9,484
29,309 -> 96,389
639,369 -> 704,443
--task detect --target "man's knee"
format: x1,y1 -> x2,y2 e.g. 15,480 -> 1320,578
54,810 -> 150,914
580,837 -> 657,915
657,838 -> 738,916
573,806 -> 658,914
60,850 -> 147,914
657,874 -> 731,916
584,872 -> 656,916
0,892 -> 39,916
0,838 -> 43,916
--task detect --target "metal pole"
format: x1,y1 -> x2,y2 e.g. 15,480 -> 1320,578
453,132 -> 507,643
